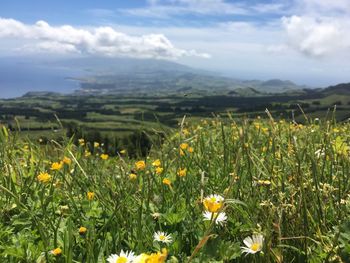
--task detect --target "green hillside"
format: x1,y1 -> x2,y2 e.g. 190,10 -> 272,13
1,116 -> 350,262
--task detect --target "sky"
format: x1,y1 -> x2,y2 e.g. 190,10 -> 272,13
1,0 -> 350,86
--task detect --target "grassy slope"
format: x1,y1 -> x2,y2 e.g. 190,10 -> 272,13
1,116 -> 350,262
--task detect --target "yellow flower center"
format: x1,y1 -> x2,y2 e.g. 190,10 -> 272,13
203,199 -> 222,213
116,257 -> 128,263
159,235 -> 166,241
251,243 -> 260,252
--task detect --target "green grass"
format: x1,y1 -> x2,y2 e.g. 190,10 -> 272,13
1,115 -> 350,262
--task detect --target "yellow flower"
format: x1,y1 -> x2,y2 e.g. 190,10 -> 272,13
180,143 -> 189,150
51,248 -> 62,256
62,156 -> 71,165
177,168 -> 187,177
187,147 -> 194,153
155,167 -> 164,175
203,194 -> 224,213
179,149 -> 185,156
78,138 -> 85,146
129,173 -> 137,180
262,127 -> 269,134
134,248 -> 167,263
120,149 -> 126,154
37,172 -> 51,183
163,178 -> 171,186
79,226 -> 87,235
100,154 -> 109,160
94,142 -> 100,148
152,159 -> 161,167
256,180 -> 271,186
182,129 -> 190,136
51,161 -> 63,171
87,191 -> 95,201
85,151 -> 91,157
135,160 -> 146,171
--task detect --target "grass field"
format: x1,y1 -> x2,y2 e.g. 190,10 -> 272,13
1,113 -> 350,262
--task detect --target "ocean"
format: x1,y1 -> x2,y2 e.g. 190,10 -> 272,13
0,59 -> 83,98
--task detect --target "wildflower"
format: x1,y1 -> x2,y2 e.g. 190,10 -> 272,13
129,173 -> 137,180
255,180 -> 271,186
107,250 -> 135,263
37,172 -> 51,183
135,160 -> 146,170
87,191 -> 95,201
180,143 -> 189,150
100,154 -> 109,160
182,129 -> 190,136
152,212 -> 161,219
162,178 -> 171,186
261,127 -> 269,134
188,147 -> 194,153
51,248 -> 62,256
203,194 -> 224,213
203,211 -> 227,225
51,161 -> 63,171
59,205 -> 69,215
78,138 -> 85,146
94,142 -> 100,148
79,226 -> 87,235
62,156 -> 71,165
120,149 -> 126,154
134,249 -> 167,263
177,168 -> 187,177
179,149 -> 185,156
84,151 -> 91,157
155,167 -> 164,175
154,231 -> 172,244
152,159 -> 161,167
241,234 -> 264,255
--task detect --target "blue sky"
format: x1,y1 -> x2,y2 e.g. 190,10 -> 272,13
1,0 -> 350,86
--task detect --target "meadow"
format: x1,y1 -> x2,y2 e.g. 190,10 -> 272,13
1,112 -> 350,262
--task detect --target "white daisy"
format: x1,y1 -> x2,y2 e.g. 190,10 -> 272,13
153,231 -> 173,244
203,211 -> 227,225
107,250 -> 135,263
241,234 -> 264,255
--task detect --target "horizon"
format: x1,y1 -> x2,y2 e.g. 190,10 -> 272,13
1,0 -> 350,95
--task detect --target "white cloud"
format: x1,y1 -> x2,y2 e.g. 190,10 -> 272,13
0,17 -> 209,59
120,0 -> 249,18
296,0 -> 350,14
282,15 -> 350,57
120,0 -> 288,18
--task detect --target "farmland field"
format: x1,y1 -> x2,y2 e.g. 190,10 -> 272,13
1,87 -> 350,157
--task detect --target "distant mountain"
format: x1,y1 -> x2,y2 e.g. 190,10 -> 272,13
58,57 -> 307,96
22,91 -> 62,97
228,87 -> 262,96
321,83 -> 350,95
0,56 -> 311,98
241,79 -> 306,93
52,56 -> 197,75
